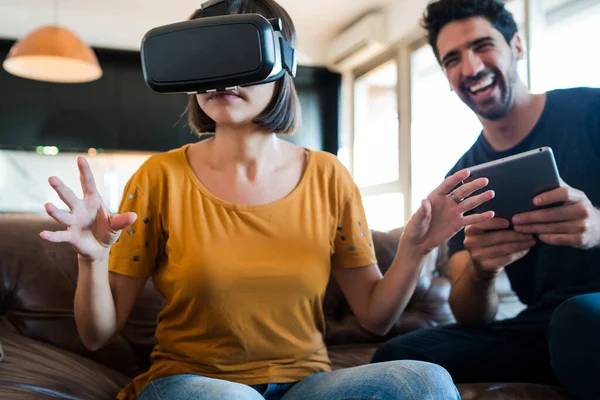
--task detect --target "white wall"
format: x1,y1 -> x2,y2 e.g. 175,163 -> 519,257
385,0 -> 431,45
0,0 -> 391,67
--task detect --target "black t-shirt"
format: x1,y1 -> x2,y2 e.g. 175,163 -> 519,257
446,87 -> 600,310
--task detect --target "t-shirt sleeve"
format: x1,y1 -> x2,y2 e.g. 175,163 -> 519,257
108,171 -> 163,278
331,184 -> 378,269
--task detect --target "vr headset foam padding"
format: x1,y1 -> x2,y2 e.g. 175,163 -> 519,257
140,12 -> 297,94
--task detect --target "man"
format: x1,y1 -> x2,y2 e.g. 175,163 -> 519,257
371,1 -> 600,399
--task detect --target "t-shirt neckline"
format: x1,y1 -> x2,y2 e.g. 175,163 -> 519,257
179,143 -> 315,211
479,91 -> 556,158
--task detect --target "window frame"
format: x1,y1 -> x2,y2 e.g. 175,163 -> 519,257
349,50 -> 407,224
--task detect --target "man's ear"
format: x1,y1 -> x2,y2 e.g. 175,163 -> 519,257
510,32 -> 526,61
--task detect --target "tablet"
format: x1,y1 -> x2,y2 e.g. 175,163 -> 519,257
461,147 -> 562,221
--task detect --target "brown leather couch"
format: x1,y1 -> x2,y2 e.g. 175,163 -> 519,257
0,213 -> 570,399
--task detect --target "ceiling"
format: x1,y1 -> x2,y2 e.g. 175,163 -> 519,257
0,0 -> 395,66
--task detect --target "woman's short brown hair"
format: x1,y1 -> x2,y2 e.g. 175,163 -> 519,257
186,0 -> 301,136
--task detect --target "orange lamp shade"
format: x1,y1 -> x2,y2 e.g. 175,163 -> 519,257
2,26 -> 103,83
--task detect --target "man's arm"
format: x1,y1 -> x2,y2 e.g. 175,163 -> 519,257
448,250 -> 499,325
447,218 -> 536,325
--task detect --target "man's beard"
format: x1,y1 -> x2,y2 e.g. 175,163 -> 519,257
459,61 -> 518,121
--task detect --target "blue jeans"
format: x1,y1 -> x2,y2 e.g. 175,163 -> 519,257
372,293 -> 600,400
137,360 -> 460,400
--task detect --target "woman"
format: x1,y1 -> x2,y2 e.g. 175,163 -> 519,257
40,1 -> 494,399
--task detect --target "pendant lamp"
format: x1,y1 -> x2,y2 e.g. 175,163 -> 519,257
2,2 -> 102,83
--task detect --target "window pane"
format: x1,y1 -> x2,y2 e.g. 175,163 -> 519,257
353,60 -> 399,187
533,0 -> 600,92
505,0 -> 526,26
409,45 -> 483,213
362,192 -> 405,232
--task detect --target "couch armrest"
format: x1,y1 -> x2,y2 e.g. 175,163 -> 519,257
0,331 -> 129,400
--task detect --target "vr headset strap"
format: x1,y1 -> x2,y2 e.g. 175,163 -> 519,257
201,0 -> 228,17
279,36 -> 297,77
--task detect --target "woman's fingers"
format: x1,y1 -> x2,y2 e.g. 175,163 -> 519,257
434,169 -> 471,197
463,210 -> 495,226
41,202 -> 74,243
48,176 -> 80,210
45,203 -> 74,226
39,230 -> 72,243
453,177 -> 489,201
459,190 -> 495,213
78,157 -> 98,196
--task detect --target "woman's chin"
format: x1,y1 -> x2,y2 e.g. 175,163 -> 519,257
204,110 -> 253,126
211,117 -> 255,129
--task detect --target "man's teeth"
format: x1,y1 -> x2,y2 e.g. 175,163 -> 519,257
469,76 -> 494,93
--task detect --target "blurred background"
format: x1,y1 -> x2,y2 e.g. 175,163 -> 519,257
0,0 -> 598,231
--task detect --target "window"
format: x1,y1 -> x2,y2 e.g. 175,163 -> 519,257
0,149 -> 152,213
352,59 -> 404,231
409,45 -> 483,213
409,0 -> 526,213
532,0 -> 600,92
353,60 -> 399,188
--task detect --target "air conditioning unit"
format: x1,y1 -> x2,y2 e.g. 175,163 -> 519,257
327,12 -> 387,71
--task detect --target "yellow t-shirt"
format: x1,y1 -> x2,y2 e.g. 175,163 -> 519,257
109,144 -> 377,400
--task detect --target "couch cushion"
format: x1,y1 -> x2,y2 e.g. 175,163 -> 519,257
1,214 -> 457,369
0,332 -> 129,400
328,344 -> 377,370
0,212 -> 526,384
324,228 -> 459,346
0,385 -> 55,400
0,213 -> 162,377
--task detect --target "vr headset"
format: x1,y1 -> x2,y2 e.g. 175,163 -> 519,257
140,0 -> 297,94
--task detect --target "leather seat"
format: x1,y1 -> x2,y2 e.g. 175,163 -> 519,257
0,213 -> 569,399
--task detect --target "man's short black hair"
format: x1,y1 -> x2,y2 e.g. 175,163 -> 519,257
422,0 -> 519,64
